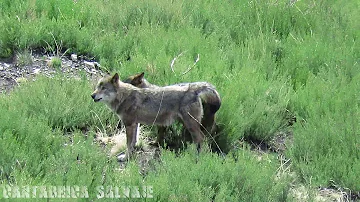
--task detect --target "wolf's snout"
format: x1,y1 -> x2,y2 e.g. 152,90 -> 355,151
91,93 -> 102,102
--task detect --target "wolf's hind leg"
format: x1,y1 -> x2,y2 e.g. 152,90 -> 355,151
201,103 -> 217,134
182,115 -> 204,153
155,126 -> 166,147
202,114 -> 215,134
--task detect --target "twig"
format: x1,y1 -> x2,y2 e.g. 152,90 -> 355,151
276,154 -> 291,174
170,51 -> 186,75
182,54 -> 200,75
150,91 -> 165,131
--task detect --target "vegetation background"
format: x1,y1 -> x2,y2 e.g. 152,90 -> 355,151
0,0 -> 359,201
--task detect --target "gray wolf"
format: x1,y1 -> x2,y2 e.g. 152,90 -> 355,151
91,73 -> 220,161
123,72 -> 221,143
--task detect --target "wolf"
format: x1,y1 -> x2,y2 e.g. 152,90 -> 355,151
123,72 -> 221,142
91,73 -> 220,161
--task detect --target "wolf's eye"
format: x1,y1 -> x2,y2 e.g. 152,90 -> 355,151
101,86 -> 106,91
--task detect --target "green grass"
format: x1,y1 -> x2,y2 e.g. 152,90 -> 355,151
0,77 -> 291,201
1,0 -> 360,200
1,75 -> 112,130
48,56 -> 62,69
15,50 -> 33,67
288,71 -> 360,191
146,148 -> 289,201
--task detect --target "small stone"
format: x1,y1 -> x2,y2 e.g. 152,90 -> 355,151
117,153 -> 127,162
33,69 -> 41,74
71,54 -> 78,61
91,69 -> 97,74
84,61 -> 101,69
84,61 -> 95,68
93,62 -> 101,68
0,66 -> 3,71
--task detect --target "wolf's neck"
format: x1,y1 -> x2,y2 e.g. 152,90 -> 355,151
108,97 -> 122,113
108,84 -> 134,112
143,79 -> 158,88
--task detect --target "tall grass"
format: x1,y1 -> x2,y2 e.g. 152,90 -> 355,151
0,77 -> 291,201
0,74 -> 112,130
289,71 -> 360,191
145,148 -> 290,201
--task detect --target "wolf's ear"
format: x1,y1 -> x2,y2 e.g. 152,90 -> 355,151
132,72 -> 145,85
111,73 -> 119,83
138,72 -> 145,81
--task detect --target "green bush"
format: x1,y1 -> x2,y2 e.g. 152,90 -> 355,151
218,62 -> 292,146
1,75 -> 112,130
288,71 -> 360,191
145,147 -> 290,201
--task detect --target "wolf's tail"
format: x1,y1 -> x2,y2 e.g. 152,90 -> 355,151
193,82 -> 221,114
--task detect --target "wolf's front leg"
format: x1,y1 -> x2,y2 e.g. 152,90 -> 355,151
118,123 -> 138,162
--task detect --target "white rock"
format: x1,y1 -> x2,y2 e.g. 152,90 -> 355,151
33,68 -> 41,74
71,54 -> 78,61
93,62 -> 101,68
84,61 -> 101,69
84,61 -> 95,68
90,69 -> 97,74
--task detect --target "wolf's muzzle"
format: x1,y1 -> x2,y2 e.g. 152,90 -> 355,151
91,94 -> 102,102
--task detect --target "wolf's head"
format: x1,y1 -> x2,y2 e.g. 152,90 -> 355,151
91,73 -> 119,103
122,72 -> 146,87
123,72 -> 157,88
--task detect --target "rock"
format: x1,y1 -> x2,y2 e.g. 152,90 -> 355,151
71,54 -> 78,62
84,61 -> 95,68
86,68 -> 97,75
84,61 -> 100,69
93,62 -> 101,68
84,61 -> 93,68
117,153 -> 127,162
33,68 -> 41,74
91,69 -> 97,74
0,66 -> 3,71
